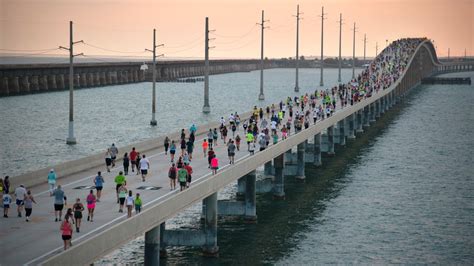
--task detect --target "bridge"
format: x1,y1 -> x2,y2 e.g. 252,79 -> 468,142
2,39 -> 473,265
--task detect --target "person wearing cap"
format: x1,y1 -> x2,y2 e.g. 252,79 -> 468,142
110,143 -> 119,167
47,169 -> 57,196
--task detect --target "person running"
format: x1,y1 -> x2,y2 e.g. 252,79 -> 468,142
14,184 -> 27,218
86,190 -> 96,222
169,141 -> 176,162
178,167 -> 188,191
207,148 -> 215,168
168,163 -> 177,190
126,190 -> 134,218
164,136 -> 170,155
231,123 -> 237,137
60,214 -> 73,250
114,171 -> 126,203
249,141 -> 256,155
135,193 -> 142,214
94,171 -> 104,202
47,169 -> 57,196
117,184 -> 127,213
202,139 -> 209,157
130,147 -> 138,173
246,131 -> 254,151
207,129 -> 214,149
110,143 -> 119,167
53,185 -> 67,222
139,154 -> 150,182
211,155 -> 219,175
24,190 -> 36,222
73,198 -> 84,232
3,191 -> 12,218
123,152 -> 130,175
105,149 -> 112,172
212,128 -> 218,146
3,176 -> 10,194
228,140 -> 236,164
221,126 -> 228,144
184,162 -> 193,188
135,153 -> 142,176
235,134 -> 241,151
180,129 -> 186,140
180,138 -> 186,156
186,139 -> 194,161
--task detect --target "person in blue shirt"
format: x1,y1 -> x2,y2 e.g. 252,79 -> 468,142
94,171 -> 105,202
47,169 -> 57,196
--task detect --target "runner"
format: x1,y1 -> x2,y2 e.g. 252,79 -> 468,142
110,143 -> 119,167
47,169 -> 57,196
14,184 -> 27,218
3,176 -> 9,194
135,153 -> 141,175
139,154 -> 150,182
86,190 -> 96,222
123,152 -> 130,175
235,134 -> 241,151
246,131 -> 254,151
94,171 -> 104,202
126,190 -> 134,218
3,191 -> 12,218
184,162 -> 193,188
135,193 -> 142,214
60,214 -> 73,250
180,138 -> 186,156
130,147 -> 138,173
168,163 -> 177,190
211,155 -> 219,175
117,184 -> 127,213
72,198 -> 84,232
186,138 -> 194,161
212,128 -> 218,146
221,125 -> 228,144
207,129 -> 214,149
207,148 -> 215,168
169,141 -> 176,162
52,185 -> 67,222
24,190 -> 36,222
202,139 -> 208,157
114,171 -> 126,203
105,148 -> 112,172
178,166 -> 188,191
164,136 -> 170,155
249,140 -> 256,155
227,140 -> 236,164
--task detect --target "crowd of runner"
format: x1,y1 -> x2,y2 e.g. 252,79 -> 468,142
0,38 -> 425,251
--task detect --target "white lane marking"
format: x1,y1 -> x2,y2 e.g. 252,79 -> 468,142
26,152 -> 251,265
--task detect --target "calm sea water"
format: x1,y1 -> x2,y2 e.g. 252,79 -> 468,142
0,68 -> 359,177
98,71 -> 474,264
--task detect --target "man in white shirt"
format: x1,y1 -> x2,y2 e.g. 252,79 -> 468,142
139,154 -> 150,182
14,184 -> 27,217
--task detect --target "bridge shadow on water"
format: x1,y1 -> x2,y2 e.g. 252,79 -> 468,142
161,89 -> 421,265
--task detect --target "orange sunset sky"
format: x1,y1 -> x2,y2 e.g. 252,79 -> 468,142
0,0 -> 472,59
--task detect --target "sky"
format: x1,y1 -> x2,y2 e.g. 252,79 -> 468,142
0,0 -> 472,60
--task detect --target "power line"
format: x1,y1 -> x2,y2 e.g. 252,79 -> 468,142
83,42 -> 147,54
213,37 -> 259,52
0,49 -> 62,57
0,48 -> 59,52
210,25 -> 257,39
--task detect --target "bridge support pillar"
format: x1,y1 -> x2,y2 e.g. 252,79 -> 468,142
385,95 -> 390,111
236,177 -> 246,199
244,170 -> 257,221
363,106 -> 370,127
338,120 -> 346,146
369,103 -> 376,123
375,100 -> 381,118
145,224 -> 162,266
327,126 -> 335,156
356,110 -> 364,133
296,141 -> 305,180
347,114 -> 356,139
273,154 -> 285,199
380,98 -> 385,115
313,133 -> 322,166
264,161 -> 273,176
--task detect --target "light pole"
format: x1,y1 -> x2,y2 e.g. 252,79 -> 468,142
352,22 -> 357,79
258,10 -> 269,100
337,13 -> 343,83
146,29 -> 164,125
319,6 -> 327,87
60,21 -> 83,145
203,17 -> 212,113
294,5 -> 302,92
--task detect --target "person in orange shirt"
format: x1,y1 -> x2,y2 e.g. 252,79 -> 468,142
202,139 -> 208,157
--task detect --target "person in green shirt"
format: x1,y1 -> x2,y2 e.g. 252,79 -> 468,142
135,193 -> 142,213
246,132 -> 254,151
117,184 -> 127,213
114,171 -> 126,204
178,168 -> 188,192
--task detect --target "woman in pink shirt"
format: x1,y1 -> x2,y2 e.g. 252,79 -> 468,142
86,190 -> 96,222
211,155 -> 219,175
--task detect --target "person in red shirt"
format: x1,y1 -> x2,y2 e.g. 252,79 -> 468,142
184,162 -> 193,188
129,147 -> 138,173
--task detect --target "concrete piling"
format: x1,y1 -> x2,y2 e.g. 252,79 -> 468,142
313,133 -> 322,166
272,153 -> 285,199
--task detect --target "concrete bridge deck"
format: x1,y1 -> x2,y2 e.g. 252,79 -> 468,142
1,39 -> 464,265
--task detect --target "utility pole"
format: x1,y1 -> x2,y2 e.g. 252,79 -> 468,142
60,21 -> 83,145
319,6 -> 327,87
337,13 -> 343,83
203,17 -> 212,113
465,48 -> 467,59
375,42 -> 378,58
352,22 -> 357,79
258,10 -> 269,100
448,48 -> 450,60
294,5 -> 302,92
146,29 -> 164,125
363,34 -> 367,61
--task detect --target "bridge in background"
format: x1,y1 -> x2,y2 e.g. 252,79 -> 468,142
2,39 -> 473,266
